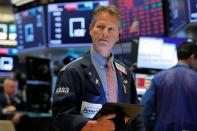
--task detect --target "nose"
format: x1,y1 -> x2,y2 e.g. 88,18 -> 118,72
102,28 -> 108,37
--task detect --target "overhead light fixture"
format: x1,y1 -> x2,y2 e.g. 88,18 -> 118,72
11,0 -> 34,6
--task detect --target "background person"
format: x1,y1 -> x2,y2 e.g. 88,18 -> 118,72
0,78 -> 30,131
141,41 -> 197,131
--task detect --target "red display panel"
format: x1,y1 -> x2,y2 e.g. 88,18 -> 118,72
110,0 -> 165,41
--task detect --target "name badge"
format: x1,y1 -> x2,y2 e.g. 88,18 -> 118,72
80,101 -> 102,119
115,62 -> 127,75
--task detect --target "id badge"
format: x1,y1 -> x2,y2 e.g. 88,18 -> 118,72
80,101 -> 102,119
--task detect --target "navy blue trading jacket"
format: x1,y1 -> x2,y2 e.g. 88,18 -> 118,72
52,52 -> 145,131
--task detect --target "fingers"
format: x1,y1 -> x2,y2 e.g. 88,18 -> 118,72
124,116 -> 130,124
97,114 -> 116,121
81,114 -> 116,131
81,120 -> 115,131
3,105 -> 16,113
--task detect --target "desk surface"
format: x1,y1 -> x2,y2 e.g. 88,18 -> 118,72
3,111 -> 52,118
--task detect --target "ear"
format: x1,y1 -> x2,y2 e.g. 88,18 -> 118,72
117,29 -> 122,41
188,54 -> 196,65
119,29 -> 122,37
89,24 -> 93,36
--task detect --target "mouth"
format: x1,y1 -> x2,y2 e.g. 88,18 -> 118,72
99,39 -> 109,43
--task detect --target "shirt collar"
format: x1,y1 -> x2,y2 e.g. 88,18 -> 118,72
90,47 -> 115,70
176,63 -> 191,68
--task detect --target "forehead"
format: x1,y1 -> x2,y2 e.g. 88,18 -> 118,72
7,80 -> 16,86
94,12 -> 120,25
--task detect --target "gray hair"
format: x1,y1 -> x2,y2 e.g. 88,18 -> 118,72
91,5 -> 122,30
3,78 -> 16,88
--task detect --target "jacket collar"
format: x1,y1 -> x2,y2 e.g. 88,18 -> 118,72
80,52 -> 106,97
80,52 -> 129,103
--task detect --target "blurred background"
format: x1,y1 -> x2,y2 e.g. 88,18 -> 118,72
0,0 -> 196,130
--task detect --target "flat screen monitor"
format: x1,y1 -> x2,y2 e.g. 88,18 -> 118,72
137,36 -> 186,70
47,1 -> 109,47
135,73 -> 154,95
15,6 -> 46,51
187,0 -> 197,22
0,24 -> 8,40
168,0 -> 188,34
26,84 -> 51,112
26,57 -> 51,81
8,24 -> 17,41
0,55 -> 16,72
109,0 -> 165,41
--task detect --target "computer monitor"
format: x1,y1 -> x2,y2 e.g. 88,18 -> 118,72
26,57 -> 51,81
8,24 -> 17,41
0,55 -> 16,72
0,24 -> 8,40
187,0 -> 197,22
134,73 -> 154,95
137,36 -> 186,70
47,1 -> 109,47
25,57 -> 51,112
168,0 -> 188,34
0,24 -> 17,47
109,0 -> 165,41
26,84 -> 51,112
15,6 -> 46,51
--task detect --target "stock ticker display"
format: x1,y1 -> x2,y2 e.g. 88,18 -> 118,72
109,0 -> 165,41
47,1 -> 109,47
15,6 -> 46,50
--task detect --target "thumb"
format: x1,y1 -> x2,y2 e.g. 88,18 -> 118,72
98,114 -> 116,121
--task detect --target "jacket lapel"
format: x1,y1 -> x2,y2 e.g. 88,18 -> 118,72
81,53 -> 105,96
114,61 -> 129,103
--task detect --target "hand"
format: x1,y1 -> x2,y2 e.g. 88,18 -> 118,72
12,114 -> 22,124
81,114 -> 116,131
3,105 -> 16,113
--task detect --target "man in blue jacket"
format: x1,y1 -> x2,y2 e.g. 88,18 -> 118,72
52,5 -> 145,131
141,41 -> 197,131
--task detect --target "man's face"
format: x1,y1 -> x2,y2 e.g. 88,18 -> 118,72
4,80 -> 17,96
89,12 -> 121,54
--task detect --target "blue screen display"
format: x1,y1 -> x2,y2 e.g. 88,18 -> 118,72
0,55 -> 16,72
188,0 -> 197,22
168,0 -> 188,34
15,6 -> 46,50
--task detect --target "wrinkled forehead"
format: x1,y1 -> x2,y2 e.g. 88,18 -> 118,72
5,80 -> 16,87
92,11 -> 121,29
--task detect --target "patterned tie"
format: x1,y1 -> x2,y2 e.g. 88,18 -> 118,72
106,60 -> 117,102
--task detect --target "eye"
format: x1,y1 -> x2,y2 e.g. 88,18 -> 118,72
108,26 -> 117,32
108,27 -> 114,31
96,24 -> 104,29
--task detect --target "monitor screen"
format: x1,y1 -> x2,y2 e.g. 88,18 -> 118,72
187,0 -> 197,22
0,24 -> 8,40
109,0 -> 165,41
15,6 -> 46,50
137,36 -> 186,70
0,24 -> 17,47
8,24 -> 17,41
0,55 -> 16,72
168,0 -> 188,34
47,1 -> 109,47
26,57 -> 51,81
135,73 -> 154,95
26,84 -> 51,112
